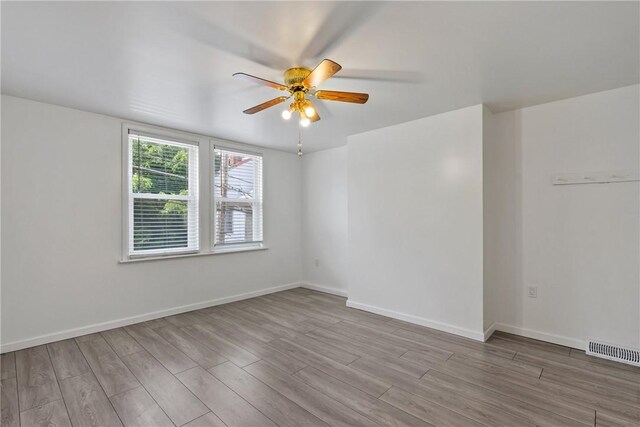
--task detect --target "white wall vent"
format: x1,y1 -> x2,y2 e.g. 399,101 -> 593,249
586,340 -> 640,367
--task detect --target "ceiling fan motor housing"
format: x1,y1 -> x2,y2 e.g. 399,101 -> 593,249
284,67 -> 312,89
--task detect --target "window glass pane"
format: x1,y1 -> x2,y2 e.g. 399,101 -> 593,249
127,132 -> 199,257
215,201 -> 261,245
213,148 -> 263,248
131,137 -> 190,195
133,198 -> 189,251
214,151 -> 257,199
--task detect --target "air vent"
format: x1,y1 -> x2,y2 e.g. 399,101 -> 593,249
587,340 -> 640,367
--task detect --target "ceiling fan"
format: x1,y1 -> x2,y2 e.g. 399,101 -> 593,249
233,59 -> 369,127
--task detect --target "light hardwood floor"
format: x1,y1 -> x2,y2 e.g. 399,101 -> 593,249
1,288 -> 639,426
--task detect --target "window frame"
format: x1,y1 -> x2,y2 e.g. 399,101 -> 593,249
121,123 -> 266,262
211,145 -> 264,251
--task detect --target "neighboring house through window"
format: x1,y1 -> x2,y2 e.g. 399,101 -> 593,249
214,148 -> 263,247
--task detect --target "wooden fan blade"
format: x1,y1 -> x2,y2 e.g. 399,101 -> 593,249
233,72 -> 288,91
297,3 -> 381,63
303,59 -> 342,88
243,96 -> 289,114
314,90 -> 369,104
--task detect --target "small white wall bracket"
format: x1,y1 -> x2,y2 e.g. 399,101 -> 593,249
552,170 -> 639,185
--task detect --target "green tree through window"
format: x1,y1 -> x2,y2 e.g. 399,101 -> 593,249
130,136 -> 197,253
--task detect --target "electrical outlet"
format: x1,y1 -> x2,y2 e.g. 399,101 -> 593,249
314,259 -> 319,267
528,286 -> 538,298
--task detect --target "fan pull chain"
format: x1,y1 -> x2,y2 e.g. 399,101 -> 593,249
297,123 -> 303,157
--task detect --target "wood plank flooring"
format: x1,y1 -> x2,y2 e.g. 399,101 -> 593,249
1,288 -> 639,426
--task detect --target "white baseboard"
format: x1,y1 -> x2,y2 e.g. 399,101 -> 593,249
346,299 -> 485,342
0,282 -> 301,353
300,282 -> 348,297
343,302 -> 585,349
494,323 -> 586,350
1,282 -> 587,353
483,322 -> 497,341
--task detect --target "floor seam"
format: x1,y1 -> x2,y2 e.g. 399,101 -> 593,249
118,328 -> 188,426
46,343 -> 97,426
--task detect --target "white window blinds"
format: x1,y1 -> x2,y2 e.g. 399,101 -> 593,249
128,132 -> 199,256
214,148 -> 263,247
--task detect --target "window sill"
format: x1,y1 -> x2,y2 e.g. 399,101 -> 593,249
119,246 -> 268,264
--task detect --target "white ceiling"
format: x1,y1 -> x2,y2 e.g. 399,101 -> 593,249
2,1 -> 638,153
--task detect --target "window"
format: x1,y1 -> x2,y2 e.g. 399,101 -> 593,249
123,125 -> 265,260
127,132 -> 199,257
213,148 -> 263,248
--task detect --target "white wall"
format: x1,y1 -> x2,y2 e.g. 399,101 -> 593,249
4,85 -> 638,352
302,85 -> 639,349
1,95 -> 303,350
301,146 -> 348,295
483,105 -> 521,332
487,85 -> 640,349
347,105 -> 485,340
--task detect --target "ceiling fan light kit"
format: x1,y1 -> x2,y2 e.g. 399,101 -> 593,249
282,85 -> 316,127
234,59 -> 369,155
